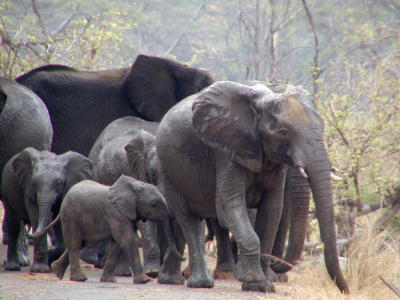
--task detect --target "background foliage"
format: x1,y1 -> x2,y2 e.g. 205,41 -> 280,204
1,0 -> 399,236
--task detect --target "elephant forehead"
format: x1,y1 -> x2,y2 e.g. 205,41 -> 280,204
283,95 -> 310,125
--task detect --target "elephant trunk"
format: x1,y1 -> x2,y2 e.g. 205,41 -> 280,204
306,145 -> 349,294
161,216 -> 185,261
28,192 -> 56,239
271,166 -> 310,273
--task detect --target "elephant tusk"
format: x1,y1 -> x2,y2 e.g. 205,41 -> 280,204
330,173 -> 343,181
297,167 -> 308,179
331,167 -> 340,173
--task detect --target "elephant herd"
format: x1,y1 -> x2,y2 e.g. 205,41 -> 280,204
0,54 -> 349,295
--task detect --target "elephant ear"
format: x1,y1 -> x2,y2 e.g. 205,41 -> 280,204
284,84 -> 316,110
192,81 -> 265,172
61,152 -> 93,195
109,175 -> 139,221
123,54 -> 180,122
12,147 -> 40,196
125,130 -> 155,182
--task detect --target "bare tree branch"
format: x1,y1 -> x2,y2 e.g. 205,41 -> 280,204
31,0 -> 48,37
379,275 -> 400,298
164,1 -> 209,56
301,0 -> 320,101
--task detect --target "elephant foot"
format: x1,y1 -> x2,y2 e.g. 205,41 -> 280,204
70,272 -> 88,282
5,260 -> 21,271
242,280 -> 275,293
213,269 -> 235,280
30,262 -> 51,273
133,273 -> 151,284
158,271 -> 185,285
80,247 -> 99,266
100,274 -> 116,283
18,255 -> 30,267
235,254 -> 266,283
51,261 -> 66,279
144,262 -> 160,278
187,270 -> 214,288
113,263 -> 131,276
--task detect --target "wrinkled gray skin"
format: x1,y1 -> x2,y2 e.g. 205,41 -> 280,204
0,77 -> 53,267
88,117 -> 165,277
156,81 -> 349,294
1,148 -> 92,273
50,176 -> 183,284
211,167 -> 310,279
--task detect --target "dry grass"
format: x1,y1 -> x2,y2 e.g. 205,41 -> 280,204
265,214 -> 400,300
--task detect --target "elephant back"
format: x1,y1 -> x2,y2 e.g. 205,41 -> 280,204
89,116 -> 158,163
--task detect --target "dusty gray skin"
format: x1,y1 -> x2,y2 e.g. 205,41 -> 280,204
1,147 -> 92,273
156,81 -> 349,294
48,176 -> 184,284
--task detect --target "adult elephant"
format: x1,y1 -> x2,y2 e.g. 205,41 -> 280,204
0,77 -> 53,265
156,81 -> 349,294
16,54 -> 214,156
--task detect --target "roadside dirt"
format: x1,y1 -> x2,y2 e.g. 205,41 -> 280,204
0,207 -> 303,300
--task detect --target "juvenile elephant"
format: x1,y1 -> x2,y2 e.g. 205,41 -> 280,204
1,147 -> 92,272
49,176 -> 184,283
156,81 -> 349,294
89,117 -> 169,278
0,77 -> 53,265
16,55 -> 213,157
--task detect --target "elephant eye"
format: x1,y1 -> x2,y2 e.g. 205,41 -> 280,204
279,128 -> 288,136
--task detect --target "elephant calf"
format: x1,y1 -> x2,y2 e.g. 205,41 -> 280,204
1,147 -> 92,272
49,175 -> 183,284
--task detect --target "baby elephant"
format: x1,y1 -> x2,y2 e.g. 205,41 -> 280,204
49,175 -> 183,283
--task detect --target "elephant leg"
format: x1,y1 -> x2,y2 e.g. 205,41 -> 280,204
80,243 -> 99,266
158,216 -> 186,285
109,219 -> 150,284
63,223 -> 86,281
177,213 -> 212,288
4,210 -> 22,271
31,234 -> 50,273
158,178 -> 210,288
100,241 -> 120,282
95,240 -> 109,268
218,205 -> 266,292
51,250 -> 69,279
16,223 -> 30,266
138,220 -> 161,278
48,222 -> 64,265
254,168 -> 286,292
113,251 -> 132,276
213,220 -> 235,279
68,247 -> 87,281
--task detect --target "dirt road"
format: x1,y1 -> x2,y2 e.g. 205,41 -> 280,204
0,242 -> 294,300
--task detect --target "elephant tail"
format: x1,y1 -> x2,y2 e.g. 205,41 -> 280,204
27,214 -> 60,239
